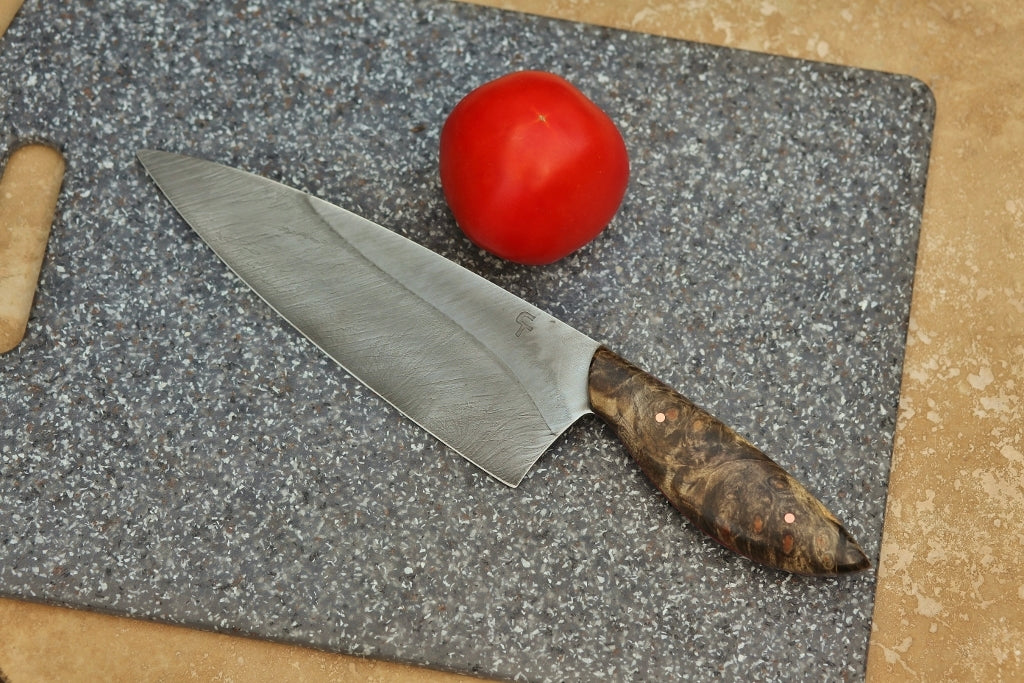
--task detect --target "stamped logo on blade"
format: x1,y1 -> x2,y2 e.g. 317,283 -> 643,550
515,311 -> 536,337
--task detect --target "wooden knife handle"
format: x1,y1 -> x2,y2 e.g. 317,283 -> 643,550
587,347 -> 870,575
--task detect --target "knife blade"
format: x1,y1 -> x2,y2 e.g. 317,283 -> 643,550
137,150 -> 870,576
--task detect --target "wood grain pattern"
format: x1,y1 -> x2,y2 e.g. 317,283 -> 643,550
588,347 -> 870,575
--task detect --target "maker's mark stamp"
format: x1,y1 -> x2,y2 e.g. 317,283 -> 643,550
515,311 -> 536,337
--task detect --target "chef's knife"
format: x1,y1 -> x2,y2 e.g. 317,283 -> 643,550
138,150 -> 870,576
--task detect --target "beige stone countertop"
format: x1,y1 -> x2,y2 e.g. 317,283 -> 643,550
1,0 -> 1021,680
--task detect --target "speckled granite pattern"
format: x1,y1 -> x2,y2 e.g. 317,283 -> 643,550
0,1 -> 932,680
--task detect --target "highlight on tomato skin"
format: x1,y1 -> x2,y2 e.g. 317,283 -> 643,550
439,70 -> 630,265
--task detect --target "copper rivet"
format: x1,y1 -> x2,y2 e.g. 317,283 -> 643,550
784,512 -> 796,524
655,412 -> 666,423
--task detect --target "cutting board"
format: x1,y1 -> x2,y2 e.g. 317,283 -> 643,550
0,0 -> 933,680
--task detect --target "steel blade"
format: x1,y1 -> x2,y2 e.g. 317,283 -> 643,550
138,150 -> 599,486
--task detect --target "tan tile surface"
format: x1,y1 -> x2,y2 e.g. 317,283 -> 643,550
0,144 -> 64,353
2,0 -> 1021,679
0,597 -> 473,682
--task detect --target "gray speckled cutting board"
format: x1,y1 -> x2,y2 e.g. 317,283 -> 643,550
1,1 -> 933,680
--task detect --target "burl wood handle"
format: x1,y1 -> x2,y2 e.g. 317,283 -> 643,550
588,347 -> 870,575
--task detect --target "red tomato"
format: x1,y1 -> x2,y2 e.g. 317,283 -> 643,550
439,71 -> 629,265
